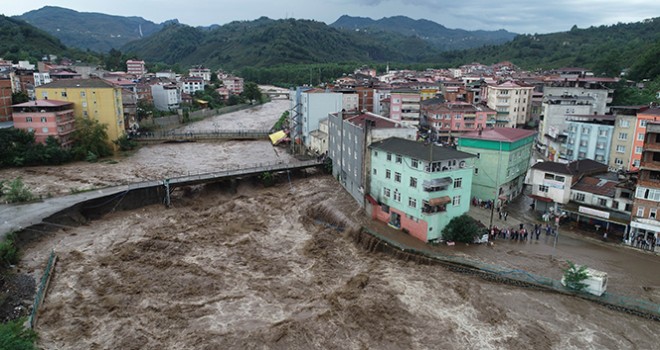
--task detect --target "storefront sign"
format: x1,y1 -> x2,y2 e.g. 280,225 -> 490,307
578,206 -> 610,219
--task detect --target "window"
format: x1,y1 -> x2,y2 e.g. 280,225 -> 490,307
575,193 -> 586,202
411,159 -> 419,168
453,177 -> 463,188
394,191 -> 401,202
640,120 -> 648,128
637,207 -> 645,217
408,197 -> 417,208
633,159 -> 640,167
374,151 -> 378,156
635,146 -> 643,154
387,153 -> 392,161
452,195 -> 461,206
539,185 -> 549,193
616,145 -> 625,153
555,176 -> 565,183
638,133 -> 645,141
80,91 -> 86,97
618,132 -> 628,140
373,168 -> 377,175
384,188 -> 391,198
410,177 -> 417,188
395,155 -> 402,164
476,153 -> 480,159
40,117 -> 47,123
394,172 -> 401,183
651,208 -> 657,219
386,170 -> 391,179
599,129 -> 608,137
26,117 -> 33,123
615,158 -> 623,166
619,119 -> 629,128
42,127 -> 48,133
61,91 -> 67,97
475,168 -> 479,175
598,198 -> 608,206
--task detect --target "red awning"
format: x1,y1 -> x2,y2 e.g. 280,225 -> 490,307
528,194 -> 553,203
429,196 -> 451,206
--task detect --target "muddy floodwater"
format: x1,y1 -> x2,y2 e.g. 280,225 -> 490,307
20,177 -> 659,349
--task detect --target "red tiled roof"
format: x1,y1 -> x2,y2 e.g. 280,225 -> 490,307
571,176 -> 617,197
460,128 -> 537,142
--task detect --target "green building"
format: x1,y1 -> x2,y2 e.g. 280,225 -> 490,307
457,128 -> 537,206
367,137 -> 476,242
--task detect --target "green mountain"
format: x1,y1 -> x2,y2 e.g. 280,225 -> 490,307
121,17 -> 439,70
17,6 -> 166,53
0,15 -> 69,63
429,18 -> 660,79
331,15 -> 517,51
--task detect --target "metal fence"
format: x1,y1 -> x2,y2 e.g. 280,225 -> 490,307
360,228 -> 660,320
27,250 -> 57,329
132,129 -> 271,141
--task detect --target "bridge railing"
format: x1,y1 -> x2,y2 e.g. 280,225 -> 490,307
130,129 -> 272,140
126,159 -> 323,190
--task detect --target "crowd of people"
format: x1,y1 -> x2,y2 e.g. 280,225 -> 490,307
488,223 -> 556,242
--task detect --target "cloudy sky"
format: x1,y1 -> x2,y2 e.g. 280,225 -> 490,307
3,0 -> 659,34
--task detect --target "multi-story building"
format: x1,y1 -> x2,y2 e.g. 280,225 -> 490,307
367,137 -> 476,242
290,88 -> 343,149
629,121 -> 660,248
181,76 -> 205,94
457,128 -> 536,206
355,86 -> 374,112
0,79 -> 12,122
609,107 -> 643,171
189,67 -> 212,83
538,81 -> 613,157
388,89 -> 421,126
485,81 -> 533,128
528,159 -> 608,214
126,60 -> 147,77
328,112 -> 416,206
561,115 -> 615,164
151,83 -> 181,111
629,108 -> 660,170
421,100 -> 495,142
33,72 -> 52,87
36,79 -> 125,142
11,100 -> 76,147
221,75 -> 244,95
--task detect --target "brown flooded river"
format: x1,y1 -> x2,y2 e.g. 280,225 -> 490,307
20,176 -> 660,349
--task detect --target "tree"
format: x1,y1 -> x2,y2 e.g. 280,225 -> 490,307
242,82 -> 263,103
4,177 -> 34,203
562,261 -> 589,292
0,318 -> 37,350
11,91 -> 29,104
441,214 -> 480,243
71,117 -> 113,160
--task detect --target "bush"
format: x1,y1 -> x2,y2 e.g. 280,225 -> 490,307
114,135 -> 138,151
259,172 -> 275,187
563,261 -> 589,292
441,214 -> 480,243
4,178 -> 34,203
0,232 -> 19,268
0,318 -> 37,350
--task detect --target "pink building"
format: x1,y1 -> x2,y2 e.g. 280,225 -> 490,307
422,100 -> 495,141
388,89 -> 421,125
221,75 -> 244,95
126,60 -> 147,77
12,100 -> 76,147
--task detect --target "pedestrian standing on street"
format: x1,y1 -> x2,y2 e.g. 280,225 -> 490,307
499,211 -> 503,220
603,231 -> 608,241
519,223 -> 524,230
504,212 -> 508,221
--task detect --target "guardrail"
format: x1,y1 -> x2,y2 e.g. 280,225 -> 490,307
27,250 -> 57,329
131,129 -> 271,142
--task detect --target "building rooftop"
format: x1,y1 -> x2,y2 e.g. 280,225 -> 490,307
12,99 -> 73,108
370,137 -> 476,162
460,128 -> 537,142
639,108 -> 660,116
531,159 -> 608,176
38,78 -> 116,89
346,113 -> 400,129
572,176 -> 617,197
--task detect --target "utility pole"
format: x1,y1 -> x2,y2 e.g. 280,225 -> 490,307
552,216 -> 560,258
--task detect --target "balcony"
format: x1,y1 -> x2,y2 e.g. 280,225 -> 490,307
422,198 -> 449,215
644,141 -> 660,153
422,177 -> 452,191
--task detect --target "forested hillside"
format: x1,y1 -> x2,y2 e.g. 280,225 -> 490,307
0,15 -> 68,63
331,15 -> 517,51
17,6 -> 165,52
429,18 -> 660,79
121,17 -> 439,69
